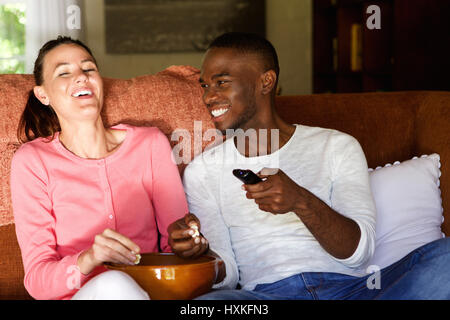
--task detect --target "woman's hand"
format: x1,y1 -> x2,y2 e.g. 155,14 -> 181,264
77,228 -> 141,275
168,213 -> 209,259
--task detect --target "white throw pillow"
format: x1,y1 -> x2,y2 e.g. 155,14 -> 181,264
366,154 -> 444,270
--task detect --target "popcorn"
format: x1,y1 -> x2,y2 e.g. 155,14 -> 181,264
190,225 -> 200,238
134,254 -> 141,265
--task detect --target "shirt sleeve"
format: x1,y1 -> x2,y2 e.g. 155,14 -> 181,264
150,129 -> 189,252
10,145 -> 90,300
329,134 -> 377,268
183,160 -> 239,290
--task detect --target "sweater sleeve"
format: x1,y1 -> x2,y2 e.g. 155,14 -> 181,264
329,134 -> 377,268
183,160 -> 239,290
150,129 -> 189,252
10,145 -> 89,300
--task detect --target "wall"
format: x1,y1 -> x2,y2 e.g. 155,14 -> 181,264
83,0 -> 312,95
267,0 -> 312,95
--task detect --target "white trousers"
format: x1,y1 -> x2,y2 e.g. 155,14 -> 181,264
72,270 -> 150,300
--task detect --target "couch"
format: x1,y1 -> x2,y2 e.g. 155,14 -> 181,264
0,66 -> 448,299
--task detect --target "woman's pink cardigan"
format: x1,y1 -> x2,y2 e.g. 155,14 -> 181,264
10,124 -> 188,299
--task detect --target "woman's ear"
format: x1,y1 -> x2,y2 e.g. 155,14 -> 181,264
260,70 -> 277,95
33,86 -> 50,106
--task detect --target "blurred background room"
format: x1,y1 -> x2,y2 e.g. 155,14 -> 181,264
0,0 -> 449,96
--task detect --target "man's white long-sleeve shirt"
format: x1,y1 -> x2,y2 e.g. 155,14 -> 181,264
183,125 -> 376,290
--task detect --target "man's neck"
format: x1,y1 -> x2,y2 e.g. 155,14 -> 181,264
233,111 -> 295,158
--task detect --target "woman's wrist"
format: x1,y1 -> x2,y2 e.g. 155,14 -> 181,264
77,248 -> 98,275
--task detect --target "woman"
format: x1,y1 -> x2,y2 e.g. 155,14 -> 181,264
10,36 -> 199,300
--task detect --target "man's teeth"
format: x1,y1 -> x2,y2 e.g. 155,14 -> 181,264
211,108 -> 229,117
72,90 -> 92,97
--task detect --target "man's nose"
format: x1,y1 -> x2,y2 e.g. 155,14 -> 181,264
203,88 -> 219,107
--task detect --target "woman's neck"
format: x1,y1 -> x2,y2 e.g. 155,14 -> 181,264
59,120 -> 122,159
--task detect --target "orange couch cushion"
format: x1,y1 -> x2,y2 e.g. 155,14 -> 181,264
0,74 -> 33,227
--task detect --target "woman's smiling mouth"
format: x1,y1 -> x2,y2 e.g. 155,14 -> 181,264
71,88 -> 93,98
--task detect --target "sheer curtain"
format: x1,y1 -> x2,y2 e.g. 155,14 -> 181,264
25,0 -> 84,73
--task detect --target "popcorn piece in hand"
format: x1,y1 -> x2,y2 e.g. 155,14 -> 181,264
134,254 -> 141,265
190,225 -> 200,238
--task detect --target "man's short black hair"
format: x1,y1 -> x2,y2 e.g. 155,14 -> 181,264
208,32 -> 280,78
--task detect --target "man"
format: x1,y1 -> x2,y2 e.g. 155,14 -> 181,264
168,32 -> 450,299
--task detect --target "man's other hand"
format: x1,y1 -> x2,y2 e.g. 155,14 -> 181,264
168,213 -> 209,258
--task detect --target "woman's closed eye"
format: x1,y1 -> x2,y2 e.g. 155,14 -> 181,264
58,68 -> 96,77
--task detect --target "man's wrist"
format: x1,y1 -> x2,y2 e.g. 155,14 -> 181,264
293,188 -> 316,219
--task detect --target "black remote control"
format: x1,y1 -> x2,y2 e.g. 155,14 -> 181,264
232,169 -> 263,185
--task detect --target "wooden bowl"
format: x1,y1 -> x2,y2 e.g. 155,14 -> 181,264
105,253 -> 222,300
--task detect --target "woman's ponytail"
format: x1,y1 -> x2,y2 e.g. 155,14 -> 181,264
17,90 -> 60,143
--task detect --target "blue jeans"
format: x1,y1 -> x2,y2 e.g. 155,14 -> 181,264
196,237 -> 450,300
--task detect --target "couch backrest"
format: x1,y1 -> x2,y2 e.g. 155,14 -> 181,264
0,70 -> 448,299
275,91 -> 450,235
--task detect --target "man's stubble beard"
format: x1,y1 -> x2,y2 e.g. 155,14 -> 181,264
218,88 -> 258,135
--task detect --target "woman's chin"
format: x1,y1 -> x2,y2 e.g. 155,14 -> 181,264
73,105 -> 103,122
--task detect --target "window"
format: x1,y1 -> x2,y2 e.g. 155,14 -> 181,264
0,0 -> 26,74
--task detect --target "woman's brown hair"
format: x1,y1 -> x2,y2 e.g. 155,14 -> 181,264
17,36 -> 97,143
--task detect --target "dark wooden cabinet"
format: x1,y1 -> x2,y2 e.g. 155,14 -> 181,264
313,0 -> 450,93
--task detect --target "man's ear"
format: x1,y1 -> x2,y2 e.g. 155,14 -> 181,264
260,70 -> 277,95
33,86 -> 50,106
